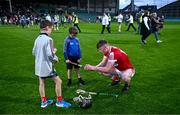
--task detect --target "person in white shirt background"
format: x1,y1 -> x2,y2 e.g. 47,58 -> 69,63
117,12 -> 123,32
101,13 -> 111,34
45,14 -> 51,22
126,14 -> 136,32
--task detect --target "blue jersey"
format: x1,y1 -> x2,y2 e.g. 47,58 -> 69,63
63,36 -> 82,60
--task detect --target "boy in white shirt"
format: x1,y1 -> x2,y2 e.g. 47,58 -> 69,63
32,20 -> 71,108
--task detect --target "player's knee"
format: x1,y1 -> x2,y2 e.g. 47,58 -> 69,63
55,77 -> 62,85
57,78 -> 62,85
39,81 -> 45,87
39,79 -> 44,85
122,76 -> 131,82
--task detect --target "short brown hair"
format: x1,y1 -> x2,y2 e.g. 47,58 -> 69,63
69,27 -> 78,34
96,40 -> 108,49
144,10 -> 149,16
40,20 -> 53,29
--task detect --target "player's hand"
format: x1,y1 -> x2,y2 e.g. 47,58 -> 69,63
65,59 -> 70,63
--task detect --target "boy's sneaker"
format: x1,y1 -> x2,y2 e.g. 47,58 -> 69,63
56,100 -> 71,108
141,40 -> 146,45
157,40 -> 162,43
79,78 -> 85,86
41,100 -> 53,108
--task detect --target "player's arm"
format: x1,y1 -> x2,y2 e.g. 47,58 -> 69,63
95,60 -> 116,73
96,56 -> 108,67
84,60 -> 116,73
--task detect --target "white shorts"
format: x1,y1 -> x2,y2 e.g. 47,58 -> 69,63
115,68 -> 135,78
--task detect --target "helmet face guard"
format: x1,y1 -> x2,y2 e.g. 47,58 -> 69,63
80,99 -> 92,109
73,94 -> 92,109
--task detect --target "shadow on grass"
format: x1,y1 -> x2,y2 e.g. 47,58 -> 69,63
0,95 -> 37,104
0,75 -> 37,84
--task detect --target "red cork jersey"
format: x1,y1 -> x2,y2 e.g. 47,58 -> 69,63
105,47 -> 133,71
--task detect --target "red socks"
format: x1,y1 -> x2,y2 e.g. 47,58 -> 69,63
57,96 -> 62,102
42,97 -> 47,102
112,76 -> 119,81
41,96 -> 62,102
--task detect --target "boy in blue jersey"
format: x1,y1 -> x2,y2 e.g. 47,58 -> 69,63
63,27 -> 85,87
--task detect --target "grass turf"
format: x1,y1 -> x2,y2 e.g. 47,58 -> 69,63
0,22 -> 180,114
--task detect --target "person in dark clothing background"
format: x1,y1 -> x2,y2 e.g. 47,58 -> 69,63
140,11 -> 151,45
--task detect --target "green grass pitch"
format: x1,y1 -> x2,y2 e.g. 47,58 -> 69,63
0,22 -> 180,114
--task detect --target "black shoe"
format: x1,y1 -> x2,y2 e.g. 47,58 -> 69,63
111,80 -> 120,86
67,79 -> 72,87
122,85 -> 129,93
78,78 -> 85,86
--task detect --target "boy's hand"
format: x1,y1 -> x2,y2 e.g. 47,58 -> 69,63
53,48 -> 57,54
48,55 -> 59,63
54,55 -> 59,63
65,59 -> 70,63
77,59 -> 81,63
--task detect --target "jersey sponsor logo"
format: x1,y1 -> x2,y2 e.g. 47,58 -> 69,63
70,42 -> 79,46
70,42 -> 74,45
